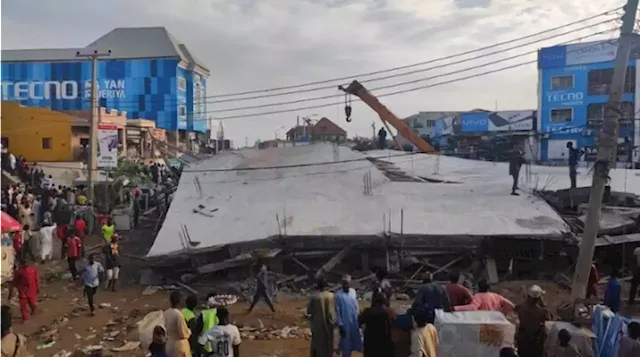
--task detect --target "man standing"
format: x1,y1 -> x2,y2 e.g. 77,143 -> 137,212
194,293 -> 219,356
248,264 -> 276,313
566,142 -> 583,189
509,148 -> 526,196
335,275 -> 362,357
412,273 -> 452,324
81,253 -> 104,316
359,294 -> 395,357
515,285 -> 552,357
65,231 -> 82,280
182,295 -> 199,354
307,276 -> 336,357
603,268 -> 622,313
104,234 -> 121,292
629,247 -> 640,305
163,291 -> 192,357
199,308 -> 242,357
377,128 -> 387,150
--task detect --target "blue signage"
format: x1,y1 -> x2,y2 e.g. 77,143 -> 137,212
538,46 -> 566,69
460,113 -> 488,132
1,59 -> 208,132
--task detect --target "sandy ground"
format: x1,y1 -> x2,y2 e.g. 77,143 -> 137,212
4,226 -> 640,357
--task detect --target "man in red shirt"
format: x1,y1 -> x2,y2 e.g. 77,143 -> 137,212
446,272 -> 473,307
56,223 -> 68,259
8,257 -> 40,321
65,231 -> 82,280
586,263 -> 600,299
74,215 -> 86,257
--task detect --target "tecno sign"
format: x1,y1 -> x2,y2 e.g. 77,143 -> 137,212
1,79 -> 126,101
1,81 -> 78,100
546,92 -> 584,106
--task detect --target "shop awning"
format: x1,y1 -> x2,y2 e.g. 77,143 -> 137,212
1,211 -> 21,233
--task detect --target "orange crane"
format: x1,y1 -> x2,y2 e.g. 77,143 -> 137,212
338,80 -> 437,154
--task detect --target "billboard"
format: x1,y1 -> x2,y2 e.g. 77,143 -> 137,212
97,124 -> 119,168
459,111 -> 535,133
0,58 -> 186,131
539,36 -> 640,69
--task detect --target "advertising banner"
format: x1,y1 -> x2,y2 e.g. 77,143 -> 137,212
538,36 -> 640,69
635,59 -> 640,162
460,111 -> 535,133
97,124 -> 119,169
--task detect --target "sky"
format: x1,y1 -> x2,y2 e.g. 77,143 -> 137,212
1,0 -> 626,144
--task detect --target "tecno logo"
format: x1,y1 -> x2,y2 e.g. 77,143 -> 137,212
1,81 -> 78,100
547,92 -> 584,102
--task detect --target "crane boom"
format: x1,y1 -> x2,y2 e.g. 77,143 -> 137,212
338,80 -> 437,153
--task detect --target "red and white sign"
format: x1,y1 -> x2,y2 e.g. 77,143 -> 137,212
97,124 -> 119,168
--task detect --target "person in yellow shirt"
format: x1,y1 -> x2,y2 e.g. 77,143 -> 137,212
101,218 -> 115,243
410,307 -> 438,357
76,194 -> 87,206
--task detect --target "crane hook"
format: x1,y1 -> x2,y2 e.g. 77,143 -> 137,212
344,93 -> 352,122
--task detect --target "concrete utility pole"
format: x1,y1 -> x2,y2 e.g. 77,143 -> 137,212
76,50 -> 111,203
571,0 -> 639,301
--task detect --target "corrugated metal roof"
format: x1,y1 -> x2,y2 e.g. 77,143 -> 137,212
2,27 -> 209,75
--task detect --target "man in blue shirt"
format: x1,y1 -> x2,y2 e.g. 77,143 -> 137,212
603,267 -> 621,313
566,142 -> 583,189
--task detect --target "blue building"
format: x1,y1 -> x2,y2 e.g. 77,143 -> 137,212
1,27 -> 210,133
537,37 -> 640,163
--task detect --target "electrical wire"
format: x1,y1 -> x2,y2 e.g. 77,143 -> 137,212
207,8 -> 622,99
47,13 -> 620,108
23,27 -> 613,123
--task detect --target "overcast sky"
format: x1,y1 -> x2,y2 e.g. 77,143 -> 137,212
2,0 -> 625,144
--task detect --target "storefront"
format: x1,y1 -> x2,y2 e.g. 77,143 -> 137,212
537,38 -> 640,164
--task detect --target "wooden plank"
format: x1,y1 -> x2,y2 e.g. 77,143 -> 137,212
486,258 -> 499,284
290,257 -> 310,271
315,245 -> 353,280
176,281 -> 198,295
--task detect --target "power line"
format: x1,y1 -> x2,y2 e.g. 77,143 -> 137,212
207,8 -> 621,99
4,8 -> 616,108
210,19 -> 618,112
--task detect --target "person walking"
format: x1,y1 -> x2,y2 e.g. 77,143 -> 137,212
103,233 -> 121,292
101,218 -> 115,243
546,329 -> 580,357
80,253 -> 104,316
248,264 -> 276,313
335,275 -> 362,357
307,276 -> 336,357
74,215 -> 86,257
8,257 -> 39,322
65,231 -> 82,281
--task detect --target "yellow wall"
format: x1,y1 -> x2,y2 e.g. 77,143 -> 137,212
1,102 -> 74,162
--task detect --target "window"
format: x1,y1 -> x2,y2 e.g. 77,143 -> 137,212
178,106 -> 186,116
550,108 -> 573,123
42,137 -> 52,149
177,77 -> 187,91
587,102 -> 634,121
588,66 -> 635,95
551,75 -> 573,90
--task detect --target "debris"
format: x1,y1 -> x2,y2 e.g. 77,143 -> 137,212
175,281 -> 198,295
36,341 -> 56,350
110,341 -> 140,352
142,286 -> 161,296
99,303 -> 112,308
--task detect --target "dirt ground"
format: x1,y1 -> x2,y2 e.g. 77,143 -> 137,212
4,226 -> 640,357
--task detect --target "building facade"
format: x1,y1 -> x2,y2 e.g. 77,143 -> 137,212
1,27 -> 210,133
537,37 -> 640,163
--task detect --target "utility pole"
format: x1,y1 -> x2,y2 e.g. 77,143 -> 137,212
76,49 -> 110,203
571,0 -> 639,301
371,122 -> 376,142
